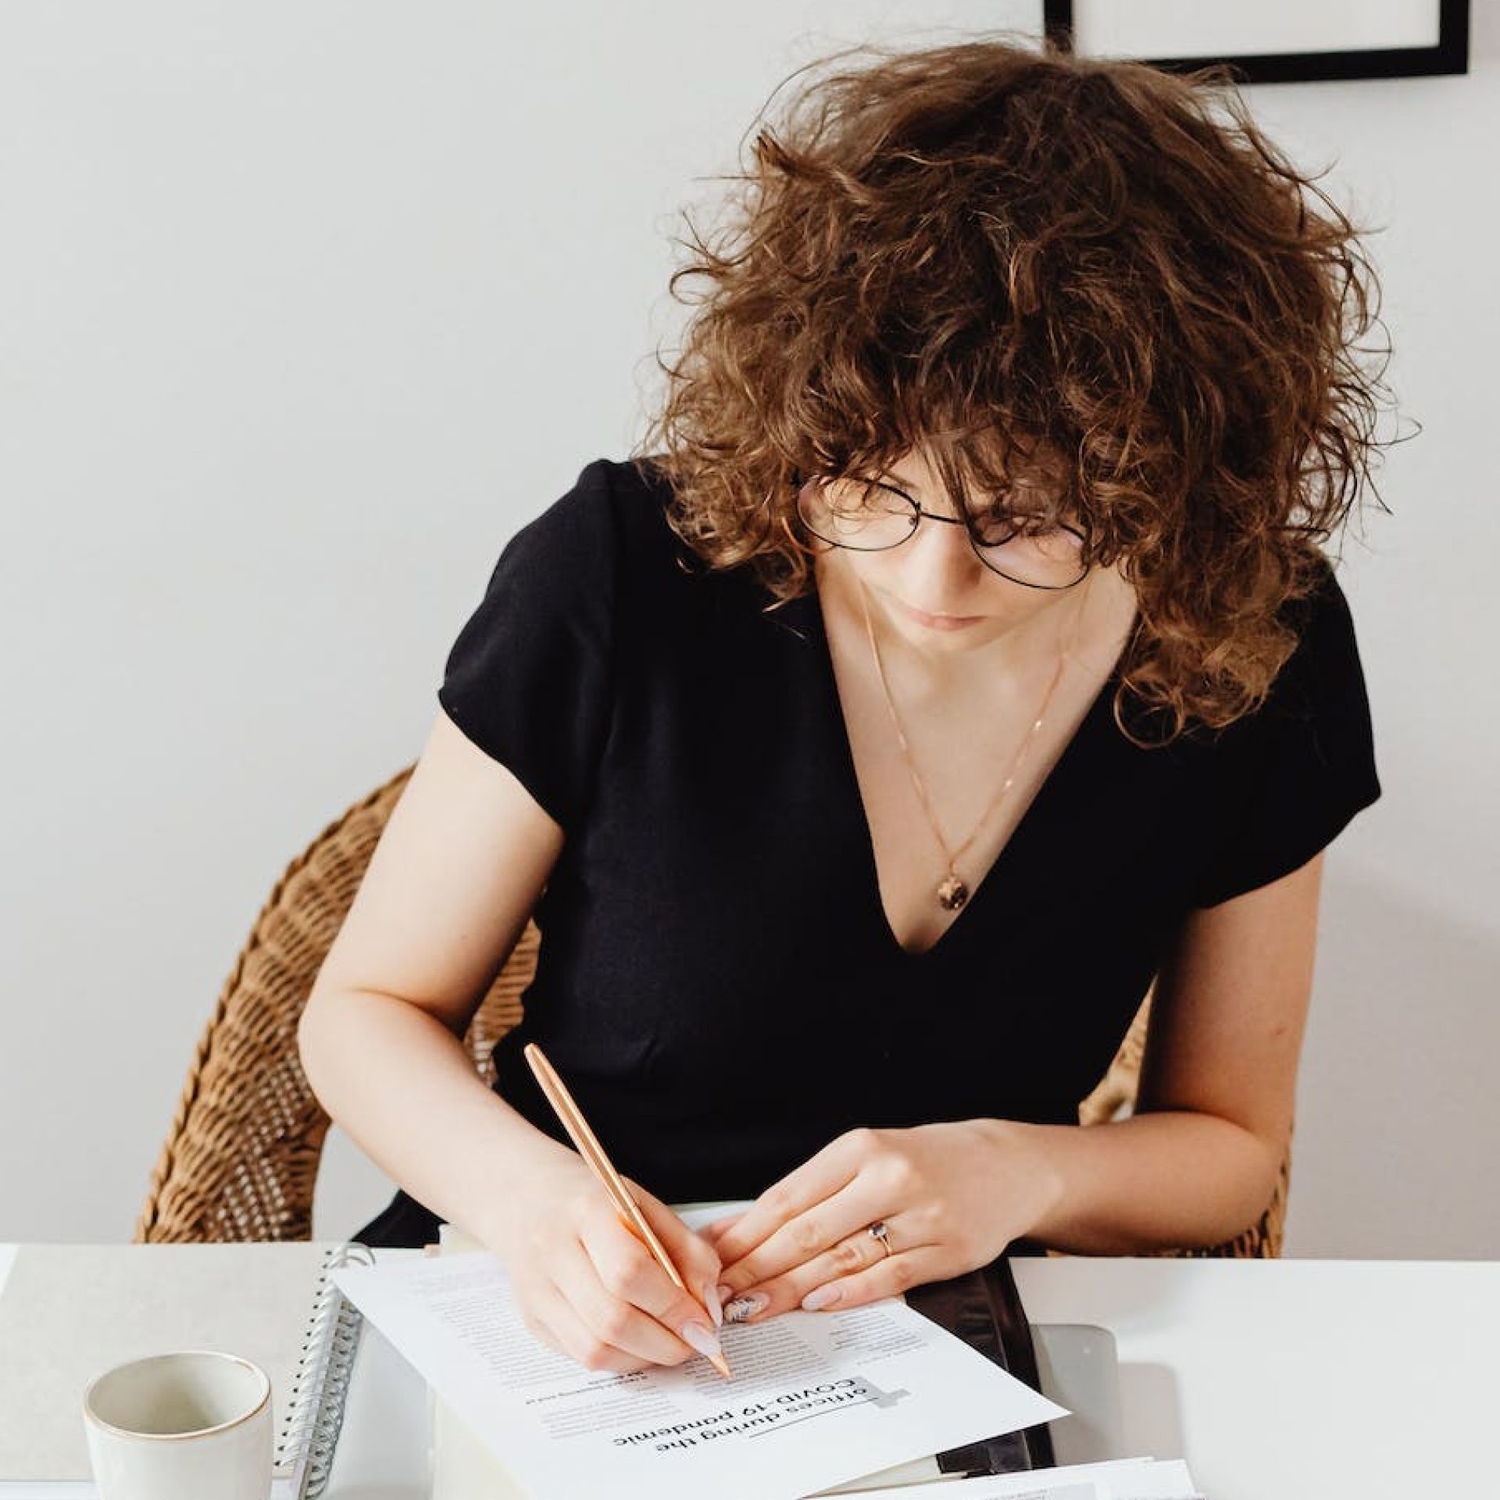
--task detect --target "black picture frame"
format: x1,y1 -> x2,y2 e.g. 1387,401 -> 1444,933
1042,1 -> 1469,84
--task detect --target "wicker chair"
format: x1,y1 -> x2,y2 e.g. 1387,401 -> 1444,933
134,766 -> 528,1243
136,769 -> 1286,1254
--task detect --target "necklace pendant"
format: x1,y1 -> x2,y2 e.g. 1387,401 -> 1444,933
937,872 -> 970,911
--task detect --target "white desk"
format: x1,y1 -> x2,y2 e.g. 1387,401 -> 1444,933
1013,1258 -> 1497,1498
2,1248 -> 1494,1499
326,1257 -> 1499,1500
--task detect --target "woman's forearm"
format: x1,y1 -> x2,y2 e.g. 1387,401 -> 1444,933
297,984 -> 574,1247
1000,1110 -> 1285,1255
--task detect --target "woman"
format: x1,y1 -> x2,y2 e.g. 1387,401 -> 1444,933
298,36 -> 1385,1377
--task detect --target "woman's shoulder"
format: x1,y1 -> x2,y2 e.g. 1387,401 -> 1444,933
507,454 -> 668,535
1183,555 -> 1379,906
508,455 -> 685,574
1260,555 -> 1370,724
1193,554 -> 1378,794
1151,556 -> 1374,770
557,453 -> 675,511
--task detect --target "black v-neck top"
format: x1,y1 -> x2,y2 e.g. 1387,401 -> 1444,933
356,456 -> 1379,1247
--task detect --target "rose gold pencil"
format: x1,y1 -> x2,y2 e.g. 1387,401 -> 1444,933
523,1041 -> 732,1379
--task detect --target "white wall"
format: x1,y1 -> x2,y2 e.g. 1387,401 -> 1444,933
1,3 -> 1494,1257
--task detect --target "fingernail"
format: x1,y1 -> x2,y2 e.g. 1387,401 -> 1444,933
724,1292 -> 769,1324
702,1284 -> 724,1329
716,1282 -> 733,1304
680,1321 -> 724,1360
802,1285 -> 841,1311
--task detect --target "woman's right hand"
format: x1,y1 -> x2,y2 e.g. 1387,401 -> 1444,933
485,1150 -> 727,1374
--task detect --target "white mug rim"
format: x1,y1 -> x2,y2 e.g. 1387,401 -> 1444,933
82,1349 -> 272,1443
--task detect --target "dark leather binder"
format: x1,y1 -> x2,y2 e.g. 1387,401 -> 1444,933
904,1255 -> 1056,1475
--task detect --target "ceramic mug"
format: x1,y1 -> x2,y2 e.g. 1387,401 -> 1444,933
81,1349 -> 273,1500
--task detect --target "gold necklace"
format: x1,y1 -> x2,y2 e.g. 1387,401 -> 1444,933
857,583 -> 1082,912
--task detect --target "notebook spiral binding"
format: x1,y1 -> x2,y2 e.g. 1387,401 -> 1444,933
276,1243 -> 376,1499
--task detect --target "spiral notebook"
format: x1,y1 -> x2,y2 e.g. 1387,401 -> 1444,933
0,1241 -> 372,1497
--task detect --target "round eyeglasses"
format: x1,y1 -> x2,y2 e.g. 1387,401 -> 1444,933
797,476 -> 1089,591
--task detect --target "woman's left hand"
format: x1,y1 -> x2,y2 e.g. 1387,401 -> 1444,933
703,1120 -> 1062,1322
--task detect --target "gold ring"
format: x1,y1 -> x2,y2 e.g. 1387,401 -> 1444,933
867,1220 -> 894,1257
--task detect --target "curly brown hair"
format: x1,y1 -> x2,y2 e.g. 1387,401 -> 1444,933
632,35 -> 1391,740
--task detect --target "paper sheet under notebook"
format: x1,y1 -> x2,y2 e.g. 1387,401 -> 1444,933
332,1246 -> 1065,1500
815,1457 -> 1202,1500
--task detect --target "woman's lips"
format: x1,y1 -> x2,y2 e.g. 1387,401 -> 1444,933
897,599 -> 985,631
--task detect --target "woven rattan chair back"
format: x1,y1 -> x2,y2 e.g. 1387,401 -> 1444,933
134,766 -> 534,1243
137,769 -> 1284,1254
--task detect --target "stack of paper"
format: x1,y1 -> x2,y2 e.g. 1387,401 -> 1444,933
815,1458 -> 1202,1499
331,1249 -> 1068,1500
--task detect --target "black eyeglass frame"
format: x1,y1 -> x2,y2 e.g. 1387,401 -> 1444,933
798,476 -> 1090,592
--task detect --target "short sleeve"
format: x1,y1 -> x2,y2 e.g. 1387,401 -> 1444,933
1192,565 -> 1380,908
436,459 -> 618,831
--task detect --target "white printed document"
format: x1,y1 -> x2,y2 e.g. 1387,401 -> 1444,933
332,1251 -> 1065,1500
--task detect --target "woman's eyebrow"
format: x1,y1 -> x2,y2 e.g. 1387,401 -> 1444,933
870,467 -> 1060,523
